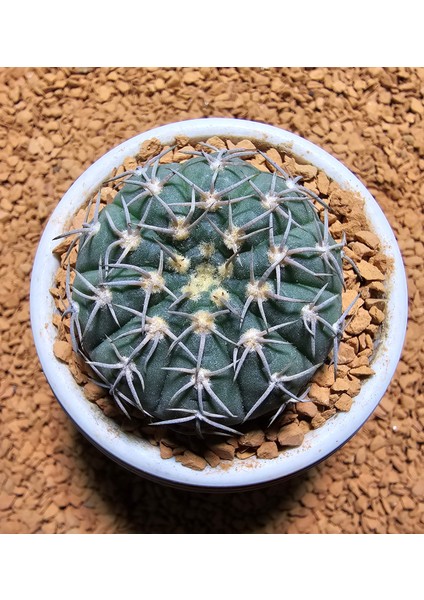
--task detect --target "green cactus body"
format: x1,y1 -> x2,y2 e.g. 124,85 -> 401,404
69,145 -> 345,436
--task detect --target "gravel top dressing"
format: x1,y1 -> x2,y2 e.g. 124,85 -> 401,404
1,67 -> 422,533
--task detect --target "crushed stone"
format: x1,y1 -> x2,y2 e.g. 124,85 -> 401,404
0,67 -> 422,534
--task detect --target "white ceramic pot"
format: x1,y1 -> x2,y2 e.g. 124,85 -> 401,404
30,118 -> 408,491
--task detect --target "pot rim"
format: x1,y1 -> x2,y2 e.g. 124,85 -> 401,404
30,117 -> 408,491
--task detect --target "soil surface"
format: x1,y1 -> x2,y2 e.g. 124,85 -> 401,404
0,67 -> 422,534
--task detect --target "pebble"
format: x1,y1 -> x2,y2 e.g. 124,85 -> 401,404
175,451 -> 207,471
0,493 -> 15,511
1,67 -> 422,534
346,308 -> 372,335
308,383 -> 331,406
207,442 -> 235,461
83,382 -> 106,401
354,230 -> 381,248
238,430 -> 266,448
357,261 -> 385,282
295,401 -> 318,419
159,442 -> 173,460
277,423 -> 305,447
204,449 -> 221,468
256,441 -> 279,459
335,394 -> 353,412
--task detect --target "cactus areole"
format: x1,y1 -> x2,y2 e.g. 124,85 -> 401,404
64,144 -> 348,437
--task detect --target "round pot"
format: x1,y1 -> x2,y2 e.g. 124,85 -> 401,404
30,118 -> 408,492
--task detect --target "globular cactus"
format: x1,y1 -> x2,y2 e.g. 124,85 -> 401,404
59,143 -> 352,437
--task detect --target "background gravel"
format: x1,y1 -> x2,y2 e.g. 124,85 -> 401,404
0,67 -> 422,533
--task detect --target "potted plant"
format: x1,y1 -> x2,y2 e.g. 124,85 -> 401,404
30,118 -> 408,491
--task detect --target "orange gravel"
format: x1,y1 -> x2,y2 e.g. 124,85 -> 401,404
0,67 -> 422,533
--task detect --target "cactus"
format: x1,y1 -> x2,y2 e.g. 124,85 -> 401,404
59,142 -> 353,437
